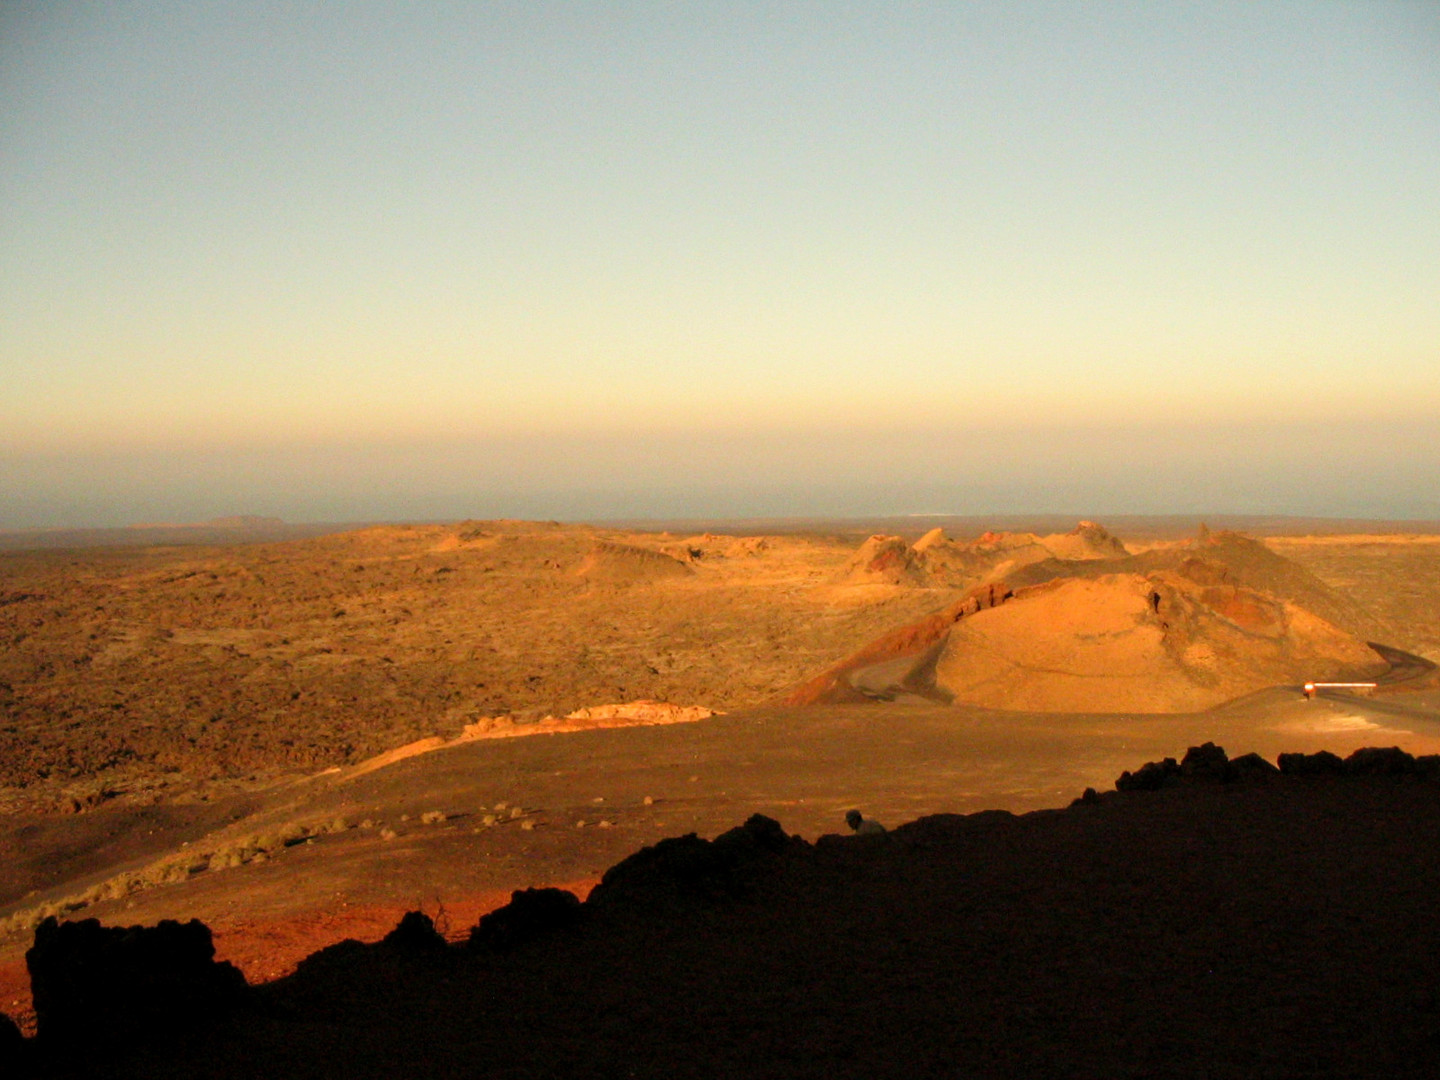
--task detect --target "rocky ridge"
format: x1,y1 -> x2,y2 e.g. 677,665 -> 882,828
6,743 -> 1440,1078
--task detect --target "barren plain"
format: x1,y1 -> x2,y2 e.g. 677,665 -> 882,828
3,517 -> 1440,1044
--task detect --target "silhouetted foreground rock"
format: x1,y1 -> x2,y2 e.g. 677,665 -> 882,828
468,887 -> 584,953
380,909 -> 448,953
25,915 -> 247,1067
586,812 -> 807,914
19,749 -> 1440,1078
1116,741 -> 1437,789
0,1010 -> 26,1076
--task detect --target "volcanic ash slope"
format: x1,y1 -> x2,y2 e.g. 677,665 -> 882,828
933,569 -> 1386,713
573,540 -> 694,583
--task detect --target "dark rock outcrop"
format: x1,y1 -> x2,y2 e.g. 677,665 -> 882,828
1116,756 -> 1181,791
468,887 -> 584,953
1229,752 -> 1281,779
1343,746 -> 1417,776
587,813 -> 808,913
21,750 -> 1440,1080
380,910 -> 448,953
25,916 -> 246,1057
1278,750 -> 1347,775
1120,745 -> 1280,788
0,1011 -> 26,1077
1120,745 -> 1440,787
1179,741 -> 1232,780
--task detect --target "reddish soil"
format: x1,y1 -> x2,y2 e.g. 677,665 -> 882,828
206,877 -> 602,984
0,880 -> 601,1034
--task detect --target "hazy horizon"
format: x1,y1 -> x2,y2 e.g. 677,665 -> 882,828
8,415 -> 1440,529
4,2 -> 1438,528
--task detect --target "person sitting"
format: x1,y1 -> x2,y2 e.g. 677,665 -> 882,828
845,809 -> 886,836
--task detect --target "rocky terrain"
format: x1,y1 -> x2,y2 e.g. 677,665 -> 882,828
1268,533 -> 1440,663
3,518 -> 1440,1051
0,522 -> 951,815
7,744 -> 1440,1079
836,520 -> 1129,587
3,519 -> 1413,818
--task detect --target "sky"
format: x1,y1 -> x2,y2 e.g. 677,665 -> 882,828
2,1 -> 1438,527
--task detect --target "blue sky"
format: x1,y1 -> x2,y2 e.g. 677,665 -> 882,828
2,1 -> 1438,525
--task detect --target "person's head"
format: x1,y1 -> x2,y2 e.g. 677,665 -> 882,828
845,809 -> 863,830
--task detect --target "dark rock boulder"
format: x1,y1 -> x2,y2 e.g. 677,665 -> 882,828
887,810 -> 1017,849
381,910 -> 448,953
469,887 -> 584,953
290,937 -> 370,979
1229,752 -> 1280,780
26,916 -> 246,1058
1116,757 -> 1180,791
0,1011 -> 26,1077
587,814 -> 808,913
1344,746 -> 1416,776
1278,750 -> 1346,776
1180,742 -> 1232,781
1119,747 -> 1282,791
